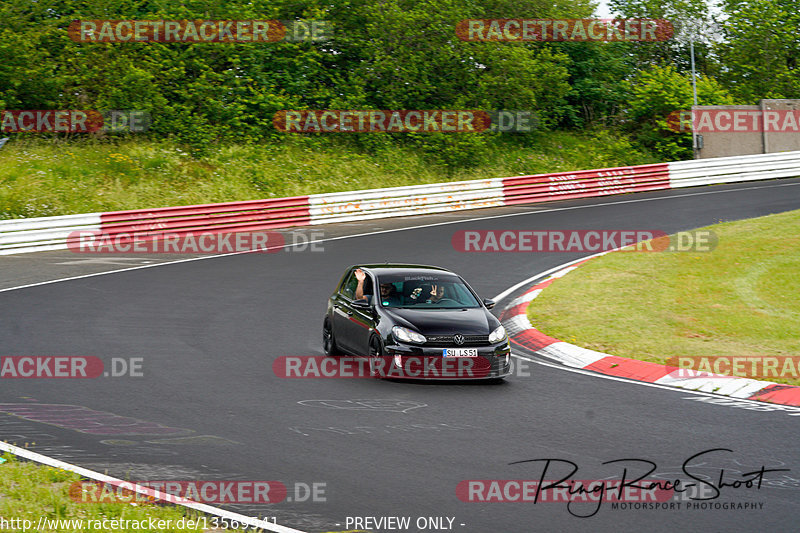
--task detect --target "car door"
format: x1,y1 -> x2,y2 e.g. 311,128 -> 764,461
348,271 -> 377,356
331,270 -> 358,353
332,269 -> 375,355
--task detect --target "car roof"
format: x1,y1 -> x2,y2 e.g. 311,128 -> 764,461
349,264 -> 458,277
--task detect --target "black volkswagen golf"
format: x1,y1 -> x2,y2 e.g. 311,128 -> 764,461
323,264 -> 512,380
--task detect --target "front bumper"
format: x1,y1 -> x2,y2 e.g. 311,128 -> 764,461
382,341 -> 512,379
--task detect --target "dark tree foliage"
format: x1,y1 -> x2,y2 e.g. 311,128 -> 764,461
0,0 -> 793,160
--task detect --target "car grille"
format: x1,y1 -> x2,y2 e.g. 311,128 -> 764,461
424,334 -> 490,347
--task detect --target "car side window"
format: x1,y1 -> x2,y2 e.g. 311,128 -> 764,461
362,275 -> 373,297
340,271 -> 358,300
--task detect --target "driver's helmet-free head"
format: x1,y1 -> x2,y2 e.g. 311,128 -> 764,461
379,283 -> 394,296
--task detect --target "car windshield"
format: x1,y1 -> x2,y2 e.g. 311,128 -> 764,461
375,273 -> 481,308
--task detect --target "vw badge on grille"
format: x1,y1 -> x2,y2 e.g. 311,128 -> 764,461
453,334 -> 465,345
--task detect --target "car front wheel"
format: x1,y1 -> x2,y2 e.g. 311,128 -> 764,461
368,336 -> 385,377
323,319 -> 342,356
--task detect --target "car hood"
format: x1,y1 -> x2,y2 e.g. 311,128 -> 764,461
383,307 -> 498,335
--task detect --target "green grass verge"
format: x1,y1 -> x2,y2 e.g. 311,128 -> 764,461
0,131 -> 657,219
527,209 -> 800,387
0,452 -> 247,532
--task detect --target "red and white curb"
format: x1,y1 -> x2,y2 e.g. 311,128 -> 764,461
500,257 -> 800,407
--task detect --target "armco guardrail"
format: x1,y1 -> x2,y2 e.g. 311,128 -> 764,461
2,150 -> 799,255
669,151 -> 800,188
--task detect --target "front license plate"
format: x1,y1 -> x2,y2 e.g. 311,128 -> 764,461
443,348 -> 478,357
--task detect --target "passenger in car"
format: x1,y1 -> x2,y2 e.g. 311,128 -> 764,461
426,283 -> 446,304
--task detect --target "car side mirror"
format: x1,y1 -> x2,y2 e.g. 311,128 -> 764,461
483,298 -> 495,309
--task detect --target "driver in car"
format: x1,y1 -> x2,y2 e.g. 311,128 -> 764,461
354,268 -> 401,306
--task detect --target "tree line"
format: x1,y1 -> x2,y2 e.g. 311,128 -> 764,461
0,0 -> 797,161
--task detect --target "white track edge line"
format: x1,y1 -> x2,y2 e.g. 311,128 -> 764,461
0,441 -> 308,533
491,253 -> 607,302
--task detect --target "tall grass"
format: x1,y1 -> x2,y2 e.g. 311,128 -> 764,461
0,131 -> 657,219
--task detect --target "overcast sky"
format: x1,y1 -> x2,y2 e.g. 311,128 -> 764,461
594,0 -> 723,18
595,1 -> 613,18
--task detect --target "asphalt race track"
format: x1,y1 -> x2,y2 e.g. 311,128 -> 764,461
2,178 -> 800,533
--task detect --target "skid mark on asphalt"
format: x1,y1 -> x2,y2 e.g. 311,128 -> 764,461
0,402 -> 240,448
289,422 -> 478,437
143,435 -> 241,445
297,399 -> 427,413
0,402 -> 193,436
99,435 -> 240,446
53,258 -> 162,265
78,462 -> 216,480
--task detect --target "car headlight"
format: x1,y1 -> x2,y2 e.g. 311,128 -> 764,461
392,326 -> 426,344
489,325 -> 507,344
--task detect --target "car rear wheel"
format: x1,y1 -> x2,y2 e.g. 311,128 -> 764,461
323,319 -> 342,356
